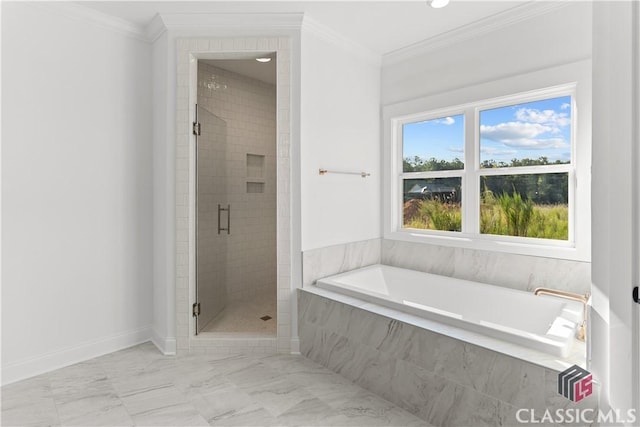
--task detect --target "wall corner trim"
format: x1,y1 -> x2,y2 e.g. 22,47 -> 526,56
382,1 -> 574,67
290,337 -> 301,354
151,330 -> 177,355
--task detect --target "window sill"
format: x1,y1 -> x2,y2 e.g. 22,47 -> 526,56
384,229 -> 590,262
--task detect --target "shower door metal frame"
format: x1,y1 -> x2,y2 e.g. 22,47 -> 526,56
192,103 -> 201,334
192,103 -> 231,335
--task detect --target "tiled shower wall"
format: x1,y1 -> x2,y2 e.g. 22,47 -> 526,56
197,62 -> 277,303
175,37 -> 291,355
195,99 -> 228,329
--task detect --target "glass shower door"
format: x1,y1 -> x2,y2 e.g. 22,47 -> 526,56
195,105 -> 228,334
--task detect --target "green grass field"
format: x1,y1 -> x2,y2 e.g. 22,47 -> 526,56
480,202 -> 568,240
404,195 -> 568,240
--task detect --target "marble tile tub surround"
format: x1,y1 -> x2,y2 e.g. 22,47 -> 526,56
302,238 -> 381,287
382,239 -> 591,295
1,342 -> 428,427
302,238 -> 590,296
299,290 -> 599,427
303,285 -> 587,373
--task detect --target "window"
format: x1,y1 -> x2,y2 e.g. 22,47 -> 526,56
402,114 -> 464,232
384,63 -> 591,261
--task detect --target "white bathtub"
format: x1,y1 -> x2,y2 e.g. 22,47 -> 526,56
315,264 -> 584,357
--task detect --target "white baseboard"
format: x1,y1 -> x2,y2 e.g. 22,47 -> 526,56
290,337 -> 301,354
151,329 -> 177,355
1,326 -> 152,386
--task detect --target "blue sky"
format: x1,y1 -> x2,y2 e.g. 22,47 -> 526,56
403,96 -> 572,165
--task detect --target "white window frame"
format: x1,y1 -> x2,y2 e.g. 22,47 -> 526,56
382,60 -> 591,261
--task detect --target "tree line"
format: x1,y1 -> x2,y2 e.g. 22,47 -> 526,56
403,156 -> 568,205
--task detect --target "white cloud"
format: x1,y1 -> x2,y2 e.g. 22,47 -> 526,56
561,103 -> 571,110
480,147 -> 518,157
448,146 -> 464,153
515,108 -> 570,127
481,122 -> 551,140
435,116 -> 455,125
480,122 -> 569,149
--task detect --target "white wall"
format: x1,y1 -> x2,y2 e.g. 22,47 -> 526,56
1,3 -> 153,384
590,1 -> 639,413
382,2 -> 592,105
151,31 -> 176,354
300,28 -> 381,251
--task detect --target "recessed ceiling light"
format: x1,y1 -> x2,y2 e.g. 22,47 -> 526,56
256,57 -> 272,63
429,0 -> 450,8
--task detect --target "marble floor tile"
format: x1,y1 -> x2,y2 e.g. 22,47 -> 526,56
331,391 -> 431,426
2,375 -> 52,400
244,377 -> 316,417
120,384 -> 208,427
1,342 -> 427,427
48,363 -> 130,427
208,406 -> 276,427
173,365 -> 233,397
1,376 -> 60,427
190,382 -> 262,422
223,360 -> 280,389
275,397 -> 335,426
0,396 -> 60,427
188,353 -> 259,378
55,393 -> 133,427
129,404 -> 210,427
286,369 -> 364,408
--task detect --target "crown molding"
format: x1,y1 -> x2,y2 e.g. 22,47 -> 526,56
146,11 -> 382,69
146,14 -> 168,43
383,0 -> 575,67
148,13 -> 304,39
27,2 -> 148,43
301,16 -> 381,67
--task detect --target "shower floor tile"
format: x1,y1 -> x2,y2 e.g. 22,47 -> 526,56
200,289 -> 277,335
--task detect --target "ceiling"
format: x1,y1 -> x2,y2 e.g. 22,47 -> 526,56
76,1 -> 531,56
201,56 -> 277,85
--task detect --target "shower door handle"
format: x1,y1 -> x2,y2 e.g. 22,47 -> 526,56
218,204 -> 230,235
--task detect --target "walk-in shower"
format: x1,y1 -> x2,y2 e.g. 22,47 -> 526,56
193,55 -> 277,336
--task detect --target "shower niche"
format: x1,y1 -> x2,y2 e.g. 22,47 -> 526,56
194,56 -> 277,337
246,153 -> 265,194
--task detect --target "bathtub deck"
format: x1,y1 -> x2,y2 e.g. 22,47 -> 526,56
316,264 -> 584,360
299,288 -> 598,427
305,283 -> 585,372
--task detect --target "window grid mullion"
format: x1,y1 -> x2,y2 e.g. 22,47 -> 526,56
477,164 -> 572,177
465,107 -> 478,235
400,171 -> 464,180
